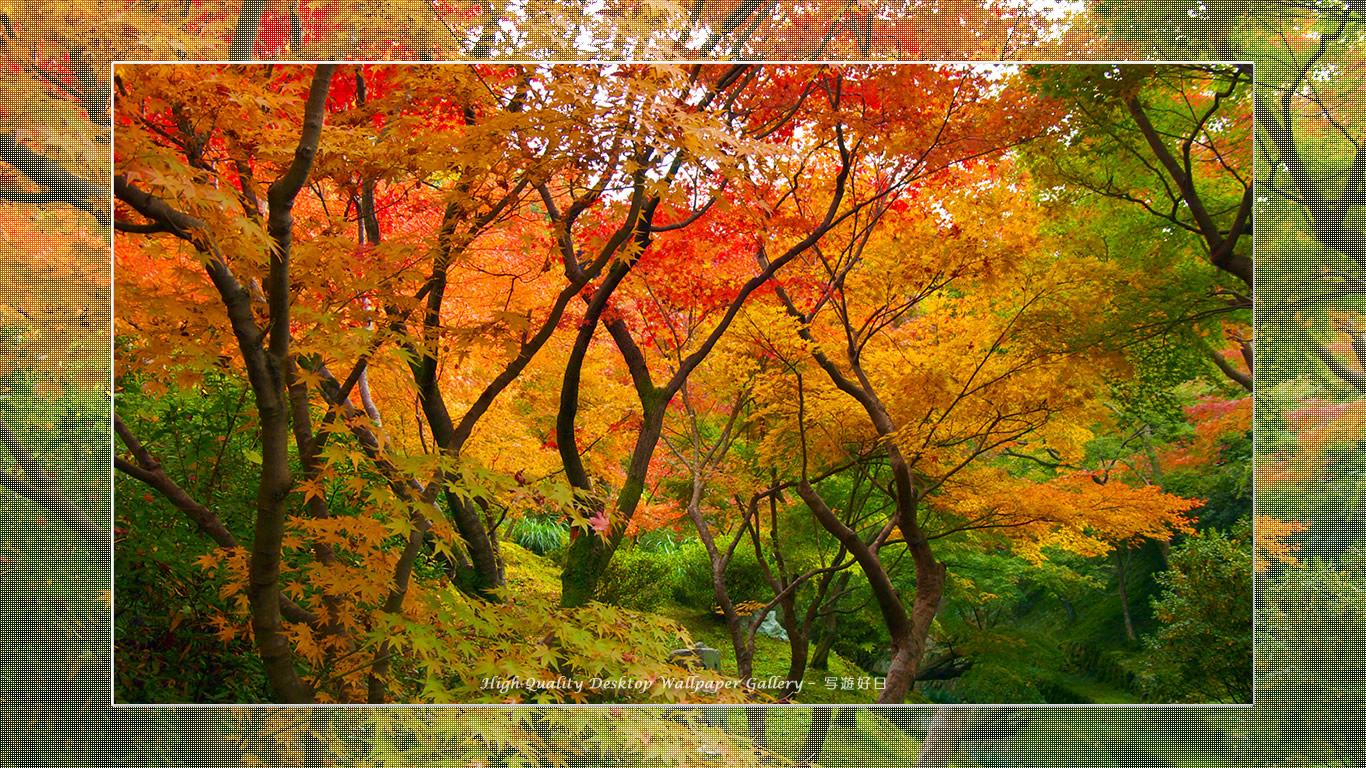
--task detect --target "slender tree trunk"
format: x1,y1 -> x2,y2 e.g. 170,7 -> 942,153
798,480 -> 936,703
1116,546 -> 1137,643
245,63 -> 334,705
795,708 -> 832,767
780,590 -> 809,699
903,536 -> 948,699
228,0 -> 265,59
682,479 -> 753,678
809,571 -> 850,670
913,708 -> 972,768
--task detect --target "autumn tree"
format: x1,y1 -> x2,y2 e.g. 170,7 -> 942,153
1022,63 -> 1254,392
747,154 -> 1198,703
0,2 -> 122,748
0,3 -> 114,552
213,0 -> 1118,62
113,63 -> 776,703
1,0 -> 1363,760
550,64 -> 1041,609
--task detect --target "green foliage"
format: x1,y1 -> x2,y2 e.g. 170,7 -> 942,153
1065,642 -> 1142,693
380,587 -> 720,704
113,374 -> 273,703
503,514 -> 569,555
671,539 -> 772,610
0,373 -> 110,759
593,544 -> 673,613
114,527 -> 269,702
954,662 -> 1048,704
1091,0 -> 1254,57
1140,518 -> 1253,703
0,498 -> 108,758
634,528 -> 686,555
821,593 -> 886,675
1258,548 -> 1366,767
1006,722 -> 1120,768
921,687 -> 960,704
1108,339 -> 1214,430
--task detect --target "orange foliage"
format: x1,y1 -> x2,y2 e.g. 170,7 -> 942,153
1259,398 -> 1366,488
931,466 -> 1198,563
1255,515 -> 1308,574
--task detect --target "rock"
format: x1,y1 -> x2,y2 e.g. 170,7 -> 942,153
669,642 -> 721,671
754,611 -> 788,642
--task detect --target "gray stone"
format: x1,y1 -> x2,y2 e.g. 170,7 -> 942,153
668,642 -> 721,671
754,611 -> 788,642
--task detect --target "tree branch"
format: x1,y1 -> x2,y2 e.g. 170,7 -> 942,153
0,417 -> 105,552
0,132 -> 107,224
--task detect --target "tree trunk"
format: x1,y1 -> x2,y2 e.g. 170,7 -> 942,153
780,589 -> 809,700
228,0 -> 265,59
898,537 -> 948,704
809,572 -> 851,670
795,708 -> 832,766
683,481 -> 754,680
914,708 -> 972,768
810,629 -> 838,670
797,480 -> 935,703
1116,546 -> 1137,644
560,409 -> 665,608
246,64 -> 334,705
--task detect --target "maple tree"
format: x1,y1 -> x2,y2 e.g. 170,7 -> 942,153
0,1 -> 120,745
735,154 -> 1201,702
112,62 -> 796,703
551,64 -> 1057,613
1022,64 -> 1253,391
0,12 -> 112,553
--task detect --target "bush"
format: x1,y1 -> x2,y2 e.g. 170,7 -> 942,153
1140,518 -> 1253,703
955,662 -> 1047,704
670,540 -> 773,609
1007,724 -> 1119,768
594,546 -> 674,613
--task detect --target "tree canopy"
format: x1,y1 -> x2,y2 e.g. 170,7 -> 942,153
110,62 -> 1243,706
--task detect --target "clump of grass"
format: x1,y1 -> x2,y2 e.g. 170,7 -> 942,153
503,515 -> 569,555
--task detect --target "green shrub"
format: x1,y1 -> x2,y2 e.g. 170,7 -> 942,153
594,546 -> 674,612
955,662 -> 1047,704
1007,723 -> 1119,768
1140,518 -> 1253,703
670,540 -> 772,609
1035,678 -> 1093,704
